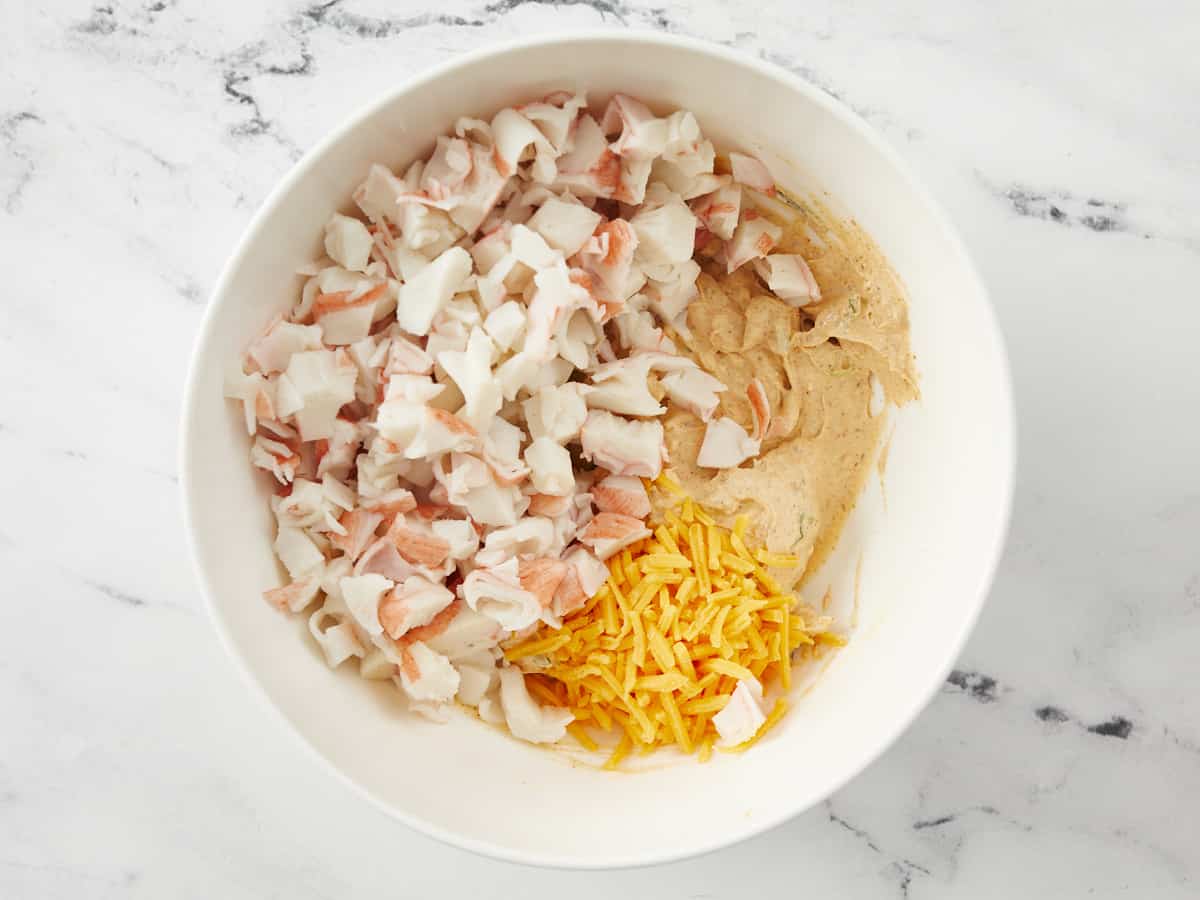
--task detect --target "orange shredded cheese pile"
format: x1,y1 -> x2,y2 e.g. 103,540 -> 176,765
503,473 -> 842,767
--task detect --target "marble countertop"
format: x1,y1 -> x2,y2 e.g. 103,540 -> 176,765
4,0 -> 1198,896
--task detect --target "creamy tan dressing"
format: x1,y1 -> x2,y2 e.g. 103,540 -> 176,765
661,193 -> 918,591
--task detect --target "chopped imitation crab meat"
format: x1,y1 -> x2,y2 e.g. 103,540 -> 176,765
580,410 -> 665,479
229,89 -> 828,749
497,666 -> 573,744
697,416 -> 761,469
725,211 -> 783,274
591,474 -> 651,519
729,152 -> 776,195
576,511 -> 652,560
462,558 -> 542,631
753,254 -> 822,306
712,677 -> 769,746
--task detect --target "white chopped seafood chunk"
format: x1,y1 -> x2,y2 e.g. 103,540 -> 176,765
263,575 -> 322,614
397,641 -> 460,704
224,369 -> 276,436
522,383 -> 589,444
430,517 -> 479,560
497,667 -> 572,744
691,184 -> 742,241
274,525 -> 325,579
524,438 -> 574,497
275,349 -> 357,442
463,478 -> 524,527
396,246 -> 473,336
455,653 -> 499,706
424,604 -> 504,661
462,558 -> 542,631
631,184 -> 697,266
476,517 -> 557,568
713,677 -> 769,746
339,573 -> 393,638
580,410 -> 665,479
324,213 -> 374,272
576,512 -> 652,560
308,608 -> 364,668
526,195 -> 603,257
729,152 -> 776,195
378,575 -> 454,639
591,474 -> 651,519
353,163 -> 408,225
601,93 -> 669,160
247,319 -> 323,374
697,416 -> 761,469
660,366 -> 727,422
585,356 -> 664,417
725,211 -> 783,274
482,300 -> 527,351
553,546 -> 609,617
753,254 -> 822,306
436,327 -> 501,430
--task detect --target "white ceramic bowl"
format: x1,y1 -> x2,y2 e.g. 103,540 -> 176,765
181,32 -> 1014,868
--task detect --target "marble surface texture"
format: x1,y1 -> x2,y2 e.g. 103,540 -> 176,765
3,0 -> 1199,896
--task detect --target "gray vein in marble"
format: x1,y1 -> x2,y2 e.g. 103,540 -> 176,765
943,669 -> 1001,703
85,579 -> 148,608
1,111 -> 44,214
826,801 -> 931,898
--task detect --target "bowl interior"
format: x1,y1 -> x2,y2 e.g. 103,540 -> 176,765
183,34 -> 1012,867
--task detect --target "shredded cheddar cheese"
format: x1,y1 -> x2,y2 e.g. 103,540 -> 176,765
502,474 -> 843,767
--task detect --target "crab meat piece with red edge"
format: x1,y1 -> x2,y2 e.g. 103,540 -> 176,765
385,515 -> 452,569
696,416 -> 761,469
497,667 -> 572,744
329,508 -> 383,561
630,183 -> 697,266
521,91 -> 587,152
753,254 -> 822,306
747,378 -> 771,441
462,558 -> 542,631
690,185 -> 741,242
580,410 -> 666,479
417,601 -> 504,661
312,282 -> 388,346
263,575 -> 321,614
247,318 -> 323,374
353,163 -> 408,225
725,211 -> 783,274
274,478 -> 342,533
553,115 -> 620,199
490,106 -> 554,178
660,366 -> 727,422
250,433 -> 300,484
522,383 -> 589,444
576,511 -> 652,560
601,93 -> 669,160
353,537 -> 415,582
445,142 -> 511,234
420,136 -> 473,201
224,369 -> 276,435
552,545 -> 609,617
571,219 -> 645,314
729,152 -> 776,196
436,327 -> 501,431
591,474 -> 651,519
476,516 -> 558,568
395,641 -> 460,704
378,575 -> 455,640
430,517 -> 479,561
274,349 -> 358,442
395,245 -> 473,336
517,558 -> 569,611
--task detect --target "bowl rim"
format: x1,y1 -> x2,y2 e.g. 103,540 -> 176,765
180,28 -> 1016,870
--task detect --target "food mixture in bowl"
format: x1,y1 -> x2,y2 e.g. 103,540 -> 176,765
223,90 -> 916,765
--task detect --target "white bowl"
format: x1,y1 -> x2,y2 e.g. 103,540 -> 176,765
181,32 -> 1014,868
